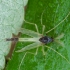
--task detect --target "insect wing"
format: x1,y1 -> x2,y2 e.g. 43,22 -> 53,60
20,28 -> 41,37
16,42 -> 41,52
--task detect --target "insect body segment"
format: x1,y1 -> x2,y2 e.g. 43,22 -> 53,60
39,36 -> 53,44
6,36 -> 53,44
6,38 -> 18,42
19,38 -> 40,42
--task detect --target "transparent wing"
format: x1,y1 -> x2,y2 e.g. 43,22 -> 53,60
16,42 -> 41,52
19,28 -> 41,37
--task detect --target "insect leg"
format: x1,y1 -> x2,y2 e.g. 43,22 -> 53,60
18,52 -> 35,70
35,46 -> 39,55
45,46 -> 70,64
35,44 -> 39,55
41,9 -> 46,34
34,22 -> 40,55
23,20 -> 41,55
42,46 -> 45,55
46,11 -> 70,34
20,20 -> 41,55
41,9 -> 45,25
42,25 -> 45,34
24,19 -> 39,32
17,42 -> 41,69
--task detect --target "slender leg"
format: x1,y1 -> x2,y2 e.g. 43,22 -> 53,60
45,46 -> 70,64
40,9 -> 46,34
36,10 -> 45,55
18,52 -> 35,70
23,19 -> 40,55
42,46 -> 45,55
40,9 -> 45,25
24,19 -> 39,32
42,25 -> 45,34
46,11 -> 70,34
35,47 -> 38,55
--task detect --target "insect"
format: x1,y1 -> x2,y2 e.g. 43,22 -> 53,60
6,11 -> 70,70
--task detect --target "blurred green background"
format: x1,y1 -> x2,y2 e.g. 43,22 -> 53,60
6,0 -> 70,70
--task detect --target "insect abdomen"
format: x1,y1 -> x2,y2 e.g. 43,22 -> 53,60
6,38 -> 18,42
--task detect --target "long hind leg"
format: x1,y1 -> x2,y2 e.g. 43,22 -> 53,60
24,19 -> 39,33
40,9 -> 46,34
23,19 -> 41,55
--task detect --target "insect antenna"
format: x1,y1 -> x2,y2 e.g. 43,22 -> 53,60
46,11 -> 70,34
45,46 -> 70,64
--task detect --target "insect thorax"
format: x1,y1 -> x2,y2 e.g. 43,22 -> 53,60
39,36 -> 53,44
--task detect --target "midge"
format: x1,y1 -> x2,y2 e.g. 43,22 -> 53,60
6,35 -> 53,44
6,11 -> 70,70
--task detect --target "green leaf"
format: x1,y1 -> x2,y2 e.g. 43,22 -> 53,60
6,0 -> 70,70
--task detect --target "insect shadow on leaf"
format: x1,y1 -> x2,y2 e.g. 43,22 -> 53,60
7,10 -> 70,70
